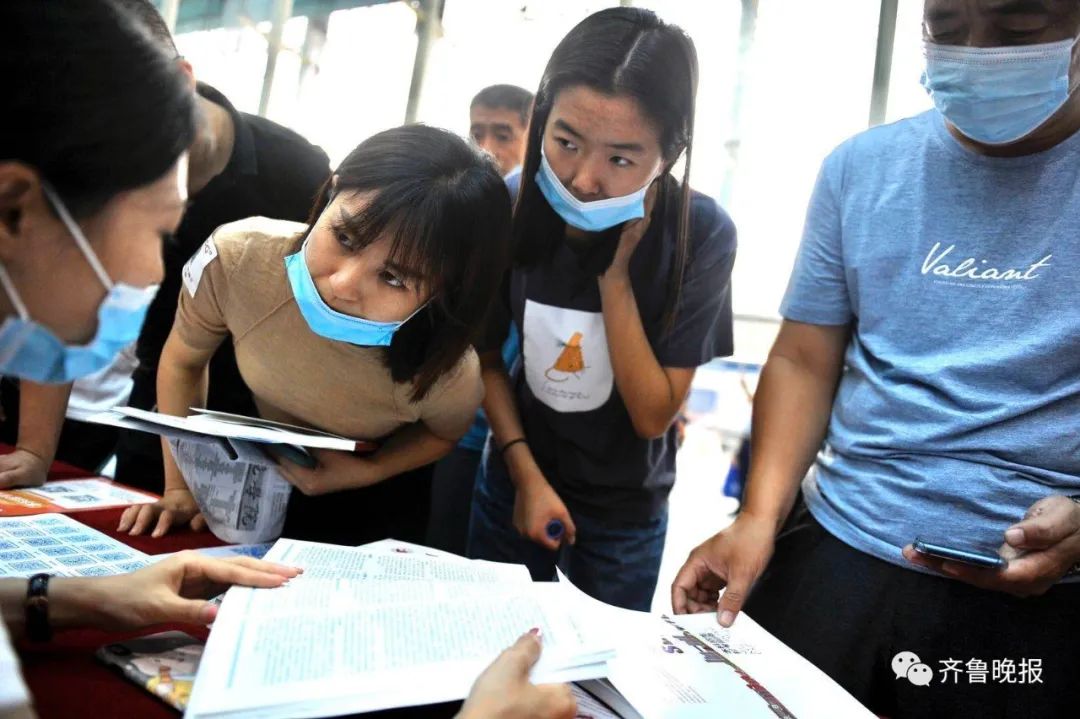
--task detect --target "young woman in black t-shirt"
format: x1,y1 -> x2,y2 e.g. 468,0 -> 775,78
468,7 -> 737,611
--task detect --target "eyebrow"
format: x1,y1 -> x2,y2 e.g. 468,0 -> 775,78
925,6 -> 962,25
984,0 -> 1051,16
383,260 -> 424,281
471,122 -> 515,133
552,118 -> 646,153
338,206 -> 358,230
553,119 -> 584,139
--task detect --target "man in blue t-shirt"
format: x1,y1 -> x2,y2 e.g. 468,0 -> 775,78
673,2 -> 1080,717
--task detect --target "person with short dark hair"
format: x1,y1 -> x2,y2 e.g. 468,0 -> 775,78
0,0 -> 331,491
119,125 -> 512,547
470,84 -> 534,184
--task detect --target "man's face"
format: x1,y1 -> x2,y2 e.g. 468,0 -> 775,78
923,0 -> 1080,48
469,105 -> 528,177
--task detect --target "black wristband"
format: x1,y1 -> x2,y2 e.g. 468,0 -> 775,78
499,438 -> 527,457
25,573 -> 52,642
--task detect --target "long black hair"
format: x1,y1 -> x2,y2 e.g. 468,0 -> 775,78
0,0 -> 196,218
514,7 -> 699,334
306,125 -> 511,402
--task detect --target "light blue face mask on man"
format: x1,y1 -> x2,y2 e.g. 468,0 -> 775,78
921,37 -> 1077,146
535,146 -> 655,232
0,183 -> 159,384
284,240 -> 426,347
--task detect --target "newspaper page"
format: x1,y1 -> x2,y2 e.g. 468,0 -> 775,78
168,438 -> 291,544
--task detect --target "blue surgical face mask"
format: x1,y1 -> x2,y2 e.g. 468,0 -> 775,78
0,184 -> 159,384
921,37 -> 1077,146
284,240 -> 426,347
535,146 -> 655,232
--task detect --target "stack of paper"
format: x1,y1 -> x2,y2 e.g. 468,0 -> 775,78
186,539 -> 614,719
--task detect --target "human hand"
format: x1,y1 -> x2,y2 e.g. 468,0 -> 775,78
671,512 -> 776,626
118,487 -> 205,538
601,181 -> 660,281
512,468 -> 576,551
0,447 -> 50,489
456,631 -> 577,719
903,494 -> 1080,597
52,552 -> 300,631
276,448 -> 383,496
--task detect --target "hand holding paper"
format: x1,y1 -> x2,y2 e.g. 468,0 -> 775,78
456,631 -> 578,719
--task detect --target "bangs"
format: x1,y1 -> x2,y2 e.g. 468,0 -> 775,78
332,183 -> 454,293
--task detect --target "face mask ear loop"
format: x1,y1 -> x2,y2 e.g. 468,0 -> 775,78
0,263 -> 30,321
40,180 -> 114,291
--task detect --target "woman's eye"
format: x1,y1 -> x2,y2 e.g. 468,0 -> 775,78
556,137 -> 578,151
381,271 -> 405,289
335,231 -> 355,249
611,156 -> 632,168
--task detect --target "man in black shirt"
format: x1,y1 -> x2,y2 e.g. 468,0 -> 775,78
0,0 -> 330,492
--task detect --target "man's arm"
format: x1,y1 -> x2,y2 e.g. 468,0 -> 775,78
741,320 -> 850,531
671,320 -> 850,623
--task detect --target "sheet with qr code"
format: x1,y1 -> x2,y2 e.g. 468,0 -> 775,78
0,514 -> 149,577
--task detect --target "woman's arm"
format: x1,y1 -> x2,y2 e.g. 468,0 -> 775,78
477,351 -> 576,550
156,330 -> 215,493
1,553 -> 298,640
117,328 -> 218,536
276,422 -> 455,496
597,272 -> 696,439
596,185 -> 695,440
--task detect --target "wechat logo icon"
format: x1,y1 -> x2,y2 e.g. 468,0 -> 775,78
893,651 -> 934,686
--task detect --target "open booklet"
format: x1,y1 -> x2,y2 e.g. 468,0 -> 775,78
185,538 -> 871,719
185,539 -> 614,719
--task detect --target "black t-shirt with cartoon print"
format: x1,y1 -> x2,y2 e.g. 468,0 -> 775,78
488,190 -> 737,522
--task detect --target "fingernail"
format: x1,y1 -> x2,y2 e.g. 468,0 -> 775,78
719,610 -> 735,627
1005,528 -> 1024,546
528,627 -> 541,637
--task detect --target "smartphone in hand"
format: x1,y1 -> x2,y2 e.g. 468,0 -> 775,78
913,538 -> 1007,570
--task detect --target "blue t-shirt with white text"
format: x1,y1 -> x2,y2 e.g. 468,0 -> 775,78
782,110 -> 1080,579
